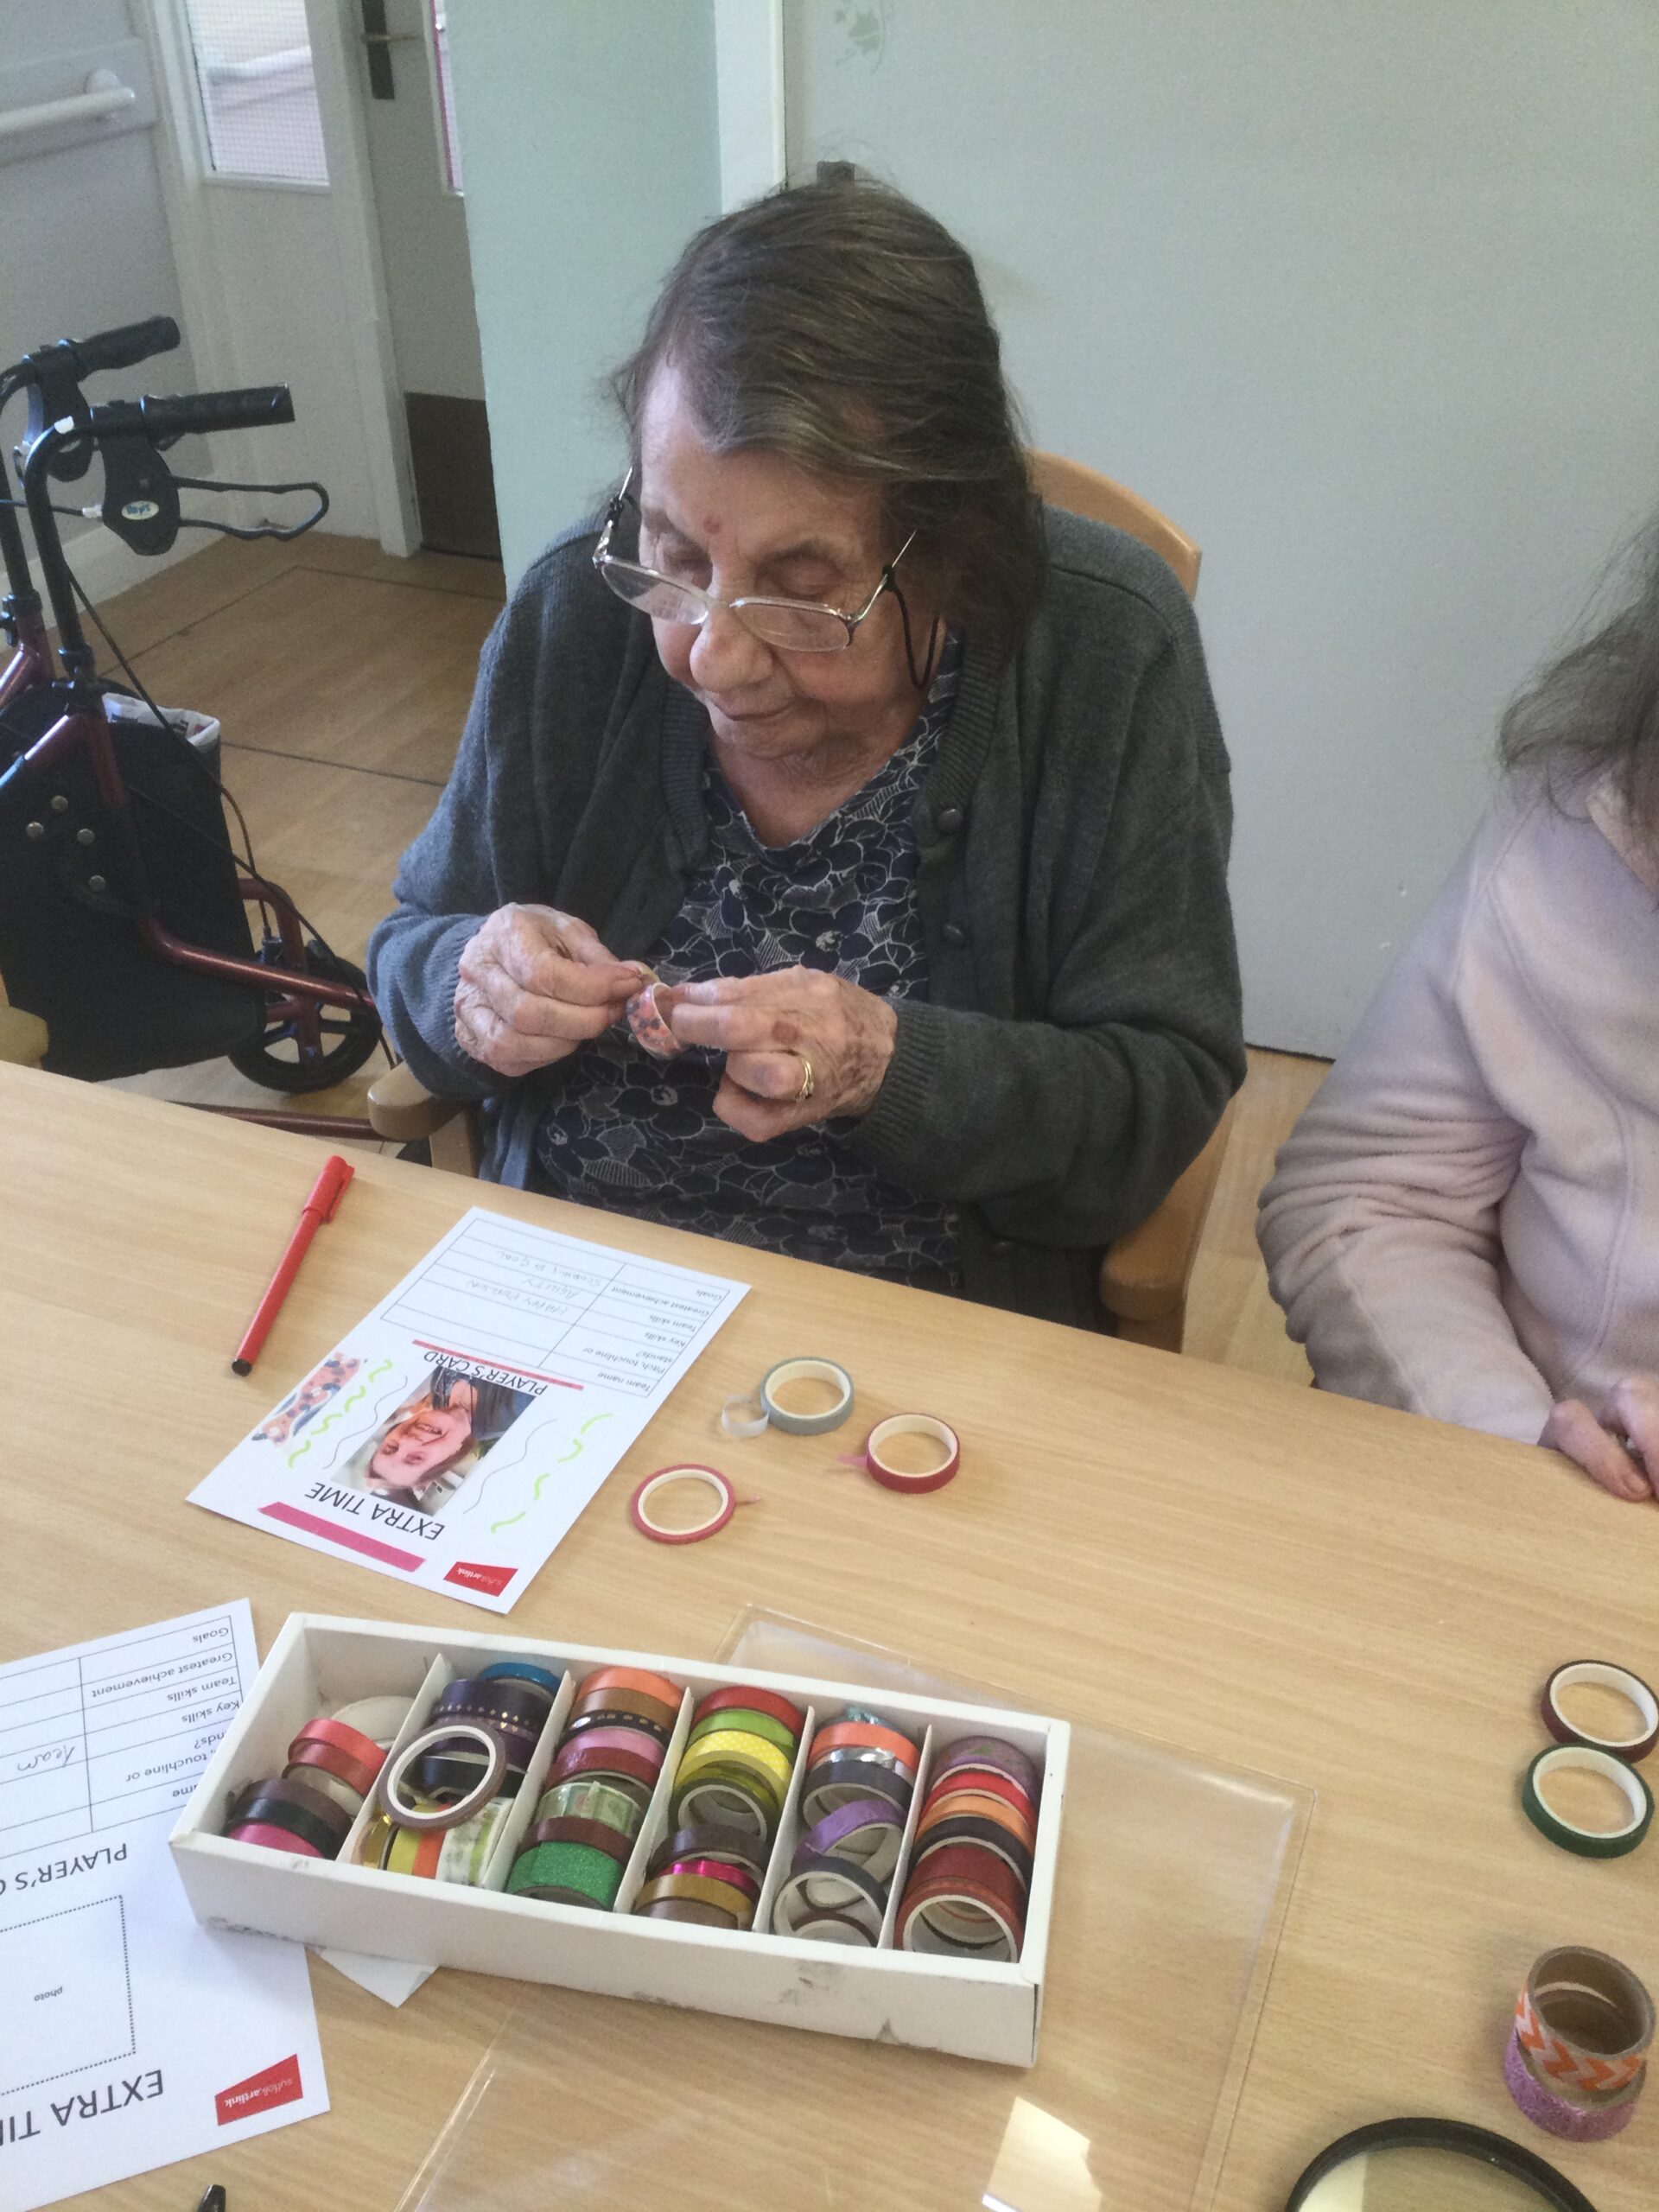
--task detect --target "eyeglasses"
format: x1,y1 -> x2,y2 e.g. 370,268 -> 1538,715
592,467 -> 917,653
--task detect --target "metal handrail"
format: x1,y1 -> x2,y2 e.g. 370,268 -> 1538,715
0,70 -> 137,144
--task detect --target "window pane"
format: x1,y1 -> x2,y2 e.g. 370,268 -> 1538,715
432,4 -> 462,193
184,0 -> 328,186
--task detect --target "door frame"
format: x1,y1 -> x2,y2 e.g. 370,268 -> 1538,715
145,0 -> 781,556
714,0 -> 786,210
140,0 -> 420,556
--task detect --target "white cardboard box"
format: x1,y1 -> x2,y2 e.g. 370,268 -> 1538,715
169,1614 -> 1068,2066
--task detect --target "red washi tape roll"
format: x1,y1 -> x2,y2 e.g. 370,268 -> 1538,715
861,1414 -> 960,1494
631,1465 -> 735,1544
1539,1661 -> 1659,1764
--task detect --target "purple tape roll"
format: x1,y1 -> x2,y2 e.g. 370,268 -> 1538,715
932,1734 -> 1039,1800
794,1797 -> 906,1884
1503,2027 -> 1643,2141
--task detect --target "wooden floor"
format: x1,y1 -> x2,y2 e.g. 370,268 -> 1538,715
78,533 -> 1324,1383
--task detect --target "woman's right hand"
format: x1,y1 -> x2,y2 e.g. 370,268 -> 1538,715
1539,1377 -> 1659,1502
453,904 -> 647,1078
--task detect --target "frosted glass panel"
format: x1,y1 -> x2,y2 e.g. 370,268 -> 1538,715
185,0 -> 328,186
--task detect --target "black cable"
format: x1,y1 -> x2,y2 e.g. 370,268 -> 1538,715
171,474 -> 329,542
3,480 -> 329,543
65,566 -> 264,892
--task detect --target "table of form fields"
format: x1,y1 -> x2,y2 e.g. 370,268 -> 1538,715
0,1610 -> 245,1860
383,1211 -> 737,1398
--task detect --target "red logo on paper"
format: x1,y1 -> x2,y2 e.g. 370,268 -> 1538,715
215,2054 -> 303,2126
444,1560 -> 516,1597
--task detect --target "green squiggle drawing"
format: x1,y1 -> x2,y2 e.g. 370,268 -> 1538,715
283,1357 -> 395,1470
487,1410 -> 613,1532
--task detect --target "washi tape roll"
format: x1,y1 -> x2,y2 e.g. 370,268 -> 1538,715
377,1722 -> 508,1832
799,1751 -> 913,1824
477,1660 -> 564,1702
535,1777 -> 644,1837
648,1823 -> 770,1885
693,1685 -> 806,1738
898,1861 -> 1023,1961
719,1393 -> 772,1440
508,1839 -> 623,1909
1503,2027 -> 1644,2142
861,1413 -> 961,1494
772,1855 -> 887,1940
226,1780 -> 347,1858
435,1796 -> 514,1886
631,1465 -> 735,1544
330,1695 -> 417,1746
1522,1745 -> 1653,1858
626,977 -> 683,1059
759,1357 -> 855,1436
1514,1946 -> 1655,2099
575,1665 -> 683,1707
1540,1660 -> 1659,1764
793,1798 -> 907,1885
786,1907 -> 877,1946
226,1818 -> 324,1858
634,1872 -> 752,1928
931,1735 -> 1041,1799
527,1815 -> 638,1866
687,1706 -> 798,1757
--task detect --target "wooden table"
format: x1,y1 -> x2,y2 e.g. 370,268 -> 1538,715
3,1065 -> 1653,2210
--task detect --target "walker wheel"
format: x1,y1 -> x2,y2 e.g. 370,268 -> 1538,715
227,942 -> 383,1094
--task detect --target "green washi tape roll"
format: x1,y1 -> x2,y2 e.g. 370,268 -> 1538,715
1522,1745 -> 1653,1859
508,1838 -> 624,1907
687,1707 -> 798,1757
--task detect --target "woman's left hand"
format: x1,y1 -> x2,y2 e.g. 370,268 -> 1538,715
1539,1376 -> 1659,1501
659,968 -> 898,1141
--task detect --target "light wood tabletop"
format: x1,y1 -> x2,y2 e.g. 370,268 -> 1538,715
3,1065 -> 1653,2212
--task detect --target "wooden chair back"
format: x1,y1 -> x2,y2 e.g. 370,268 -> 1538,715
1027,449 -> 1201,598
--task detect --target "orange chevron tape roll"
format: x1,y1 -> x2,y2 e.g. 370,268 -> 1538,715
1514,1946 -> 1654,2099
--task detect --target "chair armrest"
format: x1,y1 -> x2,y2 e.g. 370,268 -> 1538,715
1098,1098 -> 1236,1324
366,1059 -> 471,1143
0,1004 -> 49,1068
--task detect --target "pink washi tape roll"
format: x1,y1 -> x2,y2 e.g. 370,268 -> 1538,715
861,1414 -> 961,1494
1503,2026 -> 1644,2141
626,977 -> 683,1059
226,1820 -> 325,1858
631,1464 -> 736,1544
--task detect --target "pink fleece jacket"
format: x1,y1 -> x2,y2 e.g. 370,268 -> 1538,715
1258,776 -> 1659,1445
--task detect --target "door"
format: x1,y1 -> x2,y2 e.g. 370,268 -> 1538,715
781,0 -> 1659,1056
353,0 -> 499,559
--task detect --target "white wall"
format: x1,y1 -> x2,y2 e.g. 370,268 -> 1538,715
444,3 -> 723,585
785,0 -> 1659,1054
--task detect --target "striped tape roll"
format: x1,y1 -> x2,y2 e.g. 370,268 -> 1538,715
1514,1946 -> 1654,2099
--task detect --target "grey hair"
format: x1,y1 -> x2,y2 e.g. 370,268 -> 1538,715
609,177 -> 1046,655
1499,513 -> 1659,847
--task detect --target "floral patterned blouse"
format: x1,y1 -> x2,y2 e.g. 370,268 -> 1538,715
531,639 -> 963,1290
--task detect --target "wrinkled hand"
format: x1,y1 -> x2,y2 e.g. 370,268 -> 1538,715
454,904 -> 646,1079
660,966 -> 898,1141
1539,1376 -> 1659,1502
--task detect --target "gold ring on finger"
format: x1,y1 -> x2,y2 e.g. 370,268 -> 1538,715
794,1054 -> 815,1104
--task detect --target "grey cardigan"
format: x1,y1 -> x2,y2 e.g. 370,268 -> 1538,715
367,506 -> 1245,1330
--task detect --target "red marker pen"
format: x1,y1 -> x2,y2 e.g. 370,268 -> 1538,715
232,1154 -> 354,1376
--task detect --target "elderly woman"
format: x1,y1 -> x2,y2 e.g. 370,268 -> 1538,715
1259,516 -> 1659,1497
368,181 -> 1243,1327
